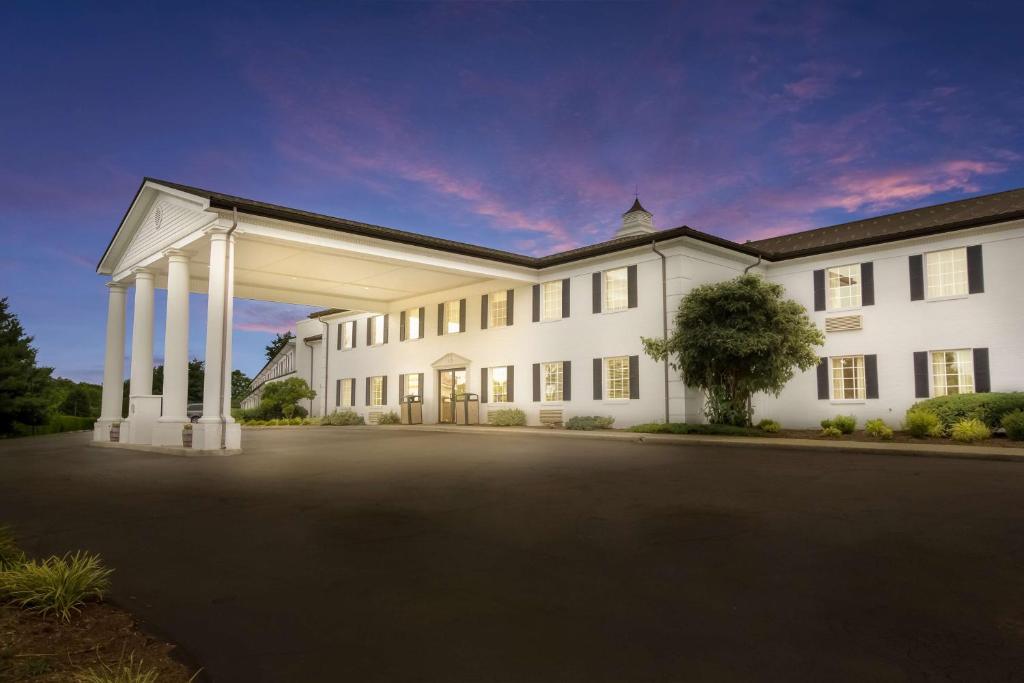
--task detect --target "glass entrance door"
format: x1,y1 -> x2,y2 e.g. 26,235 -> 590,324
438,368 -> 467,423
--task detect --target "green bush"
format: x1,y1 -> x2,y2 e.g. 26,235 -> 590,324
325,410 -> 365,426
376,411 -> 401,425
905,409 -> 943,438
1001,410 -> 1024,441
628,423 -> 761,436
565,415 -> 615,431
911,392 -> 1024,431
821,415 -> 856,434
864,418 -> 894,440
289,417 -> 303,425
0,525 -> 26,571
302,417 -> 319,426
951,418 -> 991,443
0,551 -> 112,621
820,426 -> 842,438
757,419 -> 781,433
487,408 -> 527,426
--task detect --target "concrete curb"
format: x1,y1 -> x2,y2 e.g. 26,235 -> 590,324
89,441 -> 241,457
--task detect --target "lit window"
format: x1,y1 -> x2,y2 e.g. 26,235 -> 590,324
339,378 -> 353,407
491,366 -> 509,403
605,356 -> 630,399
931,349 -> 974,397
542,362 -> 563,402
370,376 -> 384,406
489,291 -> 508,328
827,264 -> 861,309
404,308 -> 420,340
403,373 -> 420,399
541,281 -> 562,321
444,300 -> 462,334
831,356 -> 866,400
926,248 -> 968,299
341,321 -> 354,350
370,315 -> 385,345
604,268 -> 628,312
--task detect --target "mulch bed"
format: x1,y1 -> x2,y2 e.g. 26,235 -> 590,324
0,602 -> 197,682
767,428 -> 1024,448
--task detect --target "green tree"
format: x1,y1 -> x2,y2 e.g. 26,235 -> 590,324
0,298 -> 54,434
264,331 -> 295,362
642,274 -> 824,426
59,383 -> 95,417
259,377 -> 315,419
187,358 -> 205,403
231,369 -> 251,408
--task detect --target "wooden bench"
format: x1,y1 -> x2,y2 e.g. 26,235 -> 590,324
539,409 -> 564,427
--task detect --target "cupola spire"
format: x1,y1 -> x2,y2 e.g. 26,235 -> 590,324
615,194 -> 655,238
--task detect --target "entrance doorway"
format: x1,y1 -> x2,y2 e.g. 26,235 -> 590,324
438,368 -> 467,423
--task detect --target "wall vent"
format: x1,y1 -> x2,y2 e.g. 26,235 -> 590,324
825,315 -> 863,333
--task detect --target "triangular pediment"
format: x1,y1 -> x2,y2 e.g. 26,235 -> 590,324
431,352 -> 472,369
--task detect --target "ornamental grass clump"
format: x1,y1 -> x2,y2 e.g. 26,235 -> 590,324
74,652 -> 161,683
864,418 -> 894,440
0,525 -> 26,571
821,415 -> 856,434
905,409 -> 944,438
0,551 -> 112,621
820,426 -> 842,439
487,408 -> 526,426
1002,410 -> 1024,441
757,419 -> 781,433
951,418 -> 991,443
376,411 -> 401,425
325,410 -> 365,426
565,416 -> 615,431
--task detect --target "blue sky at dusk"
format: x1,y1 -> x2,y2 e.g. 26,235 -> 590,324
2,1 -> 1023,383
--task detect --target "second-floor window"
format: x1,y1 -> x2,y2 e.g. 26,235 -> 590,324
489,290 -> 508,328
603,268 -> 629,312
827,264 -> 861,309
926,247 -> 968,298
404,308 -> 421,340
370,315 -> 386,345
340,321 -> 354,350
444,300 -> 462,334
541,281 -> 562,321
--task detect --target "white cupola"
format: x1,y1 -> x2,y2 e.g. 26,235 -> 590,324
615,197 -> 655,238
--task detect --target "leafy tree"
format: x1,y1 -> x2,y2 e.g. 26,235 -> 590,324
259,377 -> 315,419
231,369 -> 252,408
264,332 -> 295,362
0,298 -> 54,434
187,358 -> 204,403
59,384 -> 95,417
643,274 -> 823,426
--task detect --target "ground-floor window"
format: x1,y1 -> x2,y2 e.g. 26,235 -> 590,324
491,366 -> 510,402
542,362 -> 563,402
339,378 -> 353,407
931,349 -> 974,396
370,376 -> 385,406
831,355 -> 865,400
604,356 -> 629,399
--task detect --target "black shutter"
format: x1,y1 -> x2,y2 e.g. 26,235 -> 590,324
813,269 -> 826,311
399,311 -> 406,342
350,379 -> 356,407
592,272 -> 602,314
437,303 -> 444,336
336,379 -> 341,406
352,320 -> 357,348
532,285 -> 540,322
627,265 -> 638,308
480,368 -> 488,403
381,376 -> 387,405
506,289 -> 514,325
629,355 -> 639,399
593,358 -> 602,399
366,319 -> 372,346
909,255 -> 924,301
967,245 -> 984,294
383,314 -> 389,344
459,299 -> 466,332
973,348 -> 991,393
861,262 -> 875,306
481,294 -> 489,329
365,377 -> 371,406
563,361 -> 571,401
506,366 -> 514,402
337,324 -> 343,350
561,279 -> 570,318
399,374 -> 405,402
417,373 -> 424,399
913,351 -> 929,398
816,357 -> 829,400
418,307 -> 425,339
532,363 -> 540,401
864,354 -> 879,399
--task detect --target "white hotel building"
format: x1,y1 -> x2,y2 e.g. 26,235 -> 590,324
96,179 -> 1024,451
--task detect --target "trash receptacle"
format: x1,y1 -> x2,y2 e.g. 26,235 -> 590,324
454,393 -> 479,425
401,395 -> 423,425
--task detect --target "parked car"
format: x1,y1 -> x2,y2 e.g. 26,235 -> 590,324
187,403 -> 203,423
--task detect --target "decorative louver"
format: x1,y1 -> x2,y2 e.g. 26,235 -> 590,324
825,315 -> 863,333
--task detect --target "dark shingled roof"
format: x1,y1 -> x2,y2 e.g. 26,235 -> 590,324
307,308 -> 347,319
748,187 -> 1024,260
624,197 -> 649,215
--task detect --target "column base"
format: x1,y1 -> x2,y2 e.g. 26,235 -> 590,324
191,421 -> 242,451
93,418 -> 121,443
152,421 -> 191,448
123,395 -> 163,444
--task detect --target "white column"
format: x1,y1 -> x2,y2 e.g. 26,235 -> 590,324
159,250 -> 190,423
95,282 -> 127,441
200,230 -> 234,422
128,269 -> 155,395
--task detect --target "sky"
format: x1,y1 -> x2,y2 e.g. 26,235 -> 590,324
2,1 -> 1024,383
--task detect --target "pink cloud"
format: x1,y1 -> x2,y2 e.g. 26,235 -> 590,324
233,301 -> 314,336
825,159 -> 1007,212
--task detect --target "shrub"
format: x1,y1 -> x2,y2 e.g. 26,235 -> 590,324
951,418 -> 991,443
488,408 -> 527,426
820,426 -> 842,438
0,551 -> 112,621
757,419 -> 781,433
864,418 -> 894,440
1002,410 -> 1024,441
376,411 -> 401,425
0,525 -> 26,571
325,410 -> 365,426
565,416 -> 615,431
905,409 -> 942,438
822,415 -> 856,434
911,392 -> 1024,431
629,423 -> 761,436
289,417 -> 304,426
302,417 -> 319,426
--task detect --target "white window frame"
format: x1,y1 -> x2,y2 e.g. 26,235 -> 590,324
339,378 -> 353,407
603,268 -> 629,313
542,361 -> 563,402
488,290 -> 508,328
490,366 -> 510,403
403,308 -> 421,341
826,263 -> 862,310
930,348 -> 974,397
369,315 -> 385,346
370,376 -> 385,407
830,355 -> 866,402
403,373 -> 420,399
541,281 -> 562,322
604,356 -> 630,400
443,299 -> 462,334
341,321 -> 354,350
925,247 -> 969,300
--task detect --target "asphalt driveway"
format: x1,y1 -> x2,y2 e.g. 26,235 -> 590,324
1,428 -> 1023,682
